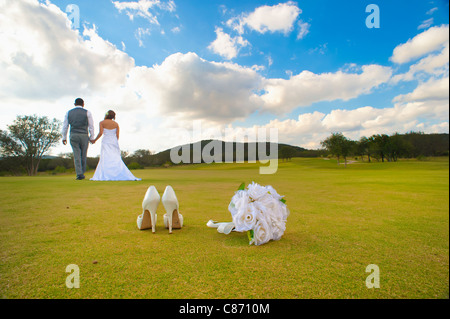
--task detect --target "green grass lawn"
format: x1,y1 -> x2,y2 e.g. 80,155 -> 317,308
0,157 -> 448,299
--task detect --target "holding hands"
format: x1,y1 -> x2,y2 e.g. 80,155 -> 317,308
63,139 -> 95,145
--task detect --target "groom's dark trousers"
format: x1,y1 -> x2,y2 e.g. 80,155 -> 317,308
62,106 -> 94,179
70,133 -> 90,178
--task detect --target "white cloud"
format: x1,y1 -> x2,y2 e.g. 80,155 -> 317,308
112,0 -> 176,24
248,98 -> 449,149
297,20 -> 310,39
390,25 -> 449,64
391,42 -> 449,83
127,52 -> 263,123
171,26 -> 181,33
426,7 -> 438,15
309,43 -> 328,55
418,18 -> 434,30
429,121 -> 449,133
266,55 -> 274,67
3,0 -> 392,127
0,0 -> 395,131
208,28 -> 249,60
393,76 -> 449,103
1,0 -> 447,155
135,27 -> 151,47
228,1 -> 301,35
124,53 -> 394,123
218,2 -> 306,59
258,65 -> 393,113
322,107 -> 378,131
0,0 -> 134,101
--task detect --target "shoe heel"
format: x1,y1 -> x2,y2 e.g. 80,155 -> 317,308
171,208 -> 182,230
150,210 -> 156,233
137,210 -> 152,230
167,209 -> 173,234
162,186 -> 183,234
138,186 -> 160,232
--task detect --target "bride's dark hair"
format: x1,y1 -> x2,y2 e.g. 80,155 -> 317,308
105,110 -> 116,120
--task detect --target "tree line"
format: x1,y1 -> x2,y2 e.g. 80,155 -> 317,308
0,115 -> 61,176
0,115 -> 171,176
0,115 -> 448,175
320,132 -> 449,167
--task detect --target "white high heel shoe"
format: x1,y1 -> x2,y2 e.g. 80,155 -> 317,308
162,186 -> 183,234
137,186 -> 160,233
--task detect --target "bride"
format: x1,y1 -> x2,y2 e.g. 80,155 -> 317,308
90,110 -> 141,181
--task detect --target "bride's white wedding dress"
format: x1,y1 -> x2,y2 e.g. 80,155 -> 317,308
90,128 -> 141,181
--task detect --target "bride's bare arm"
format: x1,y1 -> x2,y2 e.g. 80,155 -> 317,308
92,122 -> 104,143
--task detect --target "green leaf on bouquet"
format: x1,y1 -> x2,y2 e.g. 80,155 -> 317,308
280,198 -> 286,204
237,182 -> 245,191
247,229 -> 254,243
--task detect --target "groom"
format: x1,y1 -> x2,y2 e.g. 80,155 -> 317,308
62,98 -> 95,180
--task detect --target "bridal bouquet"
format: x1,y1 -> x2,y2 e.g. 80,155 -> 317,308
228,182 -> 290,245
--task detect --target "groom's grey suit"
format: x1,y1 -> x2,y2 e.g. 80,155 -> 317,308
62,103 -> 95,179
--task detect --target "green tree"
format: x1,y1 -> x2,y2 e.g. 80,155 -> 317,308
0,115 -> 62,176
356,136 -> 372,162
321,132 -> 354,167
121,150 -> 129,160
130,149 -> 154,167
385,133 -> 411,162
371,134 -> 390,162
279,146 -> 295,161
321,133 -> 342,164
341,138 -> 355,167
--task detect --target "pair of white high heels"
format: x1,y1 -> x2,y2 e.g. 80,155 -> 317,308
137,185 -> 184,234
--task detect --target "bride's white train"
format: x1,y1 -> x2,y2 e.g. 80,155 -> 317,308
90,128 -> 141,181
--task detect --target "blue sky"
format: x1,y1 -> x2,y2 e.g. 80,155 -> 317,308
65,1 -> 445,71
64,0 -> 447,70
0,0 -> 448,155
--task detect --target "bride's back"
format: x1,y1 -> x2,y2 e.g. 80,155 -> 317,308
101,119 -> 118,130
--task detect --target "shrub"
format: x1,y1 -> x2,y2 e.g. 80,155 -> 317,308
52,166 -> 66,175
417,155 -> 428,161
163,161 -> 172,168
128,162 -> 143,170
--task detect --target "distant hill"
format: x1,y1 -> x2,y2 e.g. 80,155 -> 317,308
2,133 -> 447,175
142,140 -> 325,166
141,133 -> 449,166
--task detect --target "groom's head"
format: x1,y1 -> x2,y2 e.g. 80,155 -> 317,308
74,98 -> 84,107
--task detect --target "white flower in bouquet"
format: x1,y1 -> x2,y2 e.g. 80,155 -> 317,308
228,190 -> 249,216
247,182 -> 271,201
228,182 -> 289,246
233,201 -> 259,231
266,185 -> 283,200
251,217 -> 272,245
